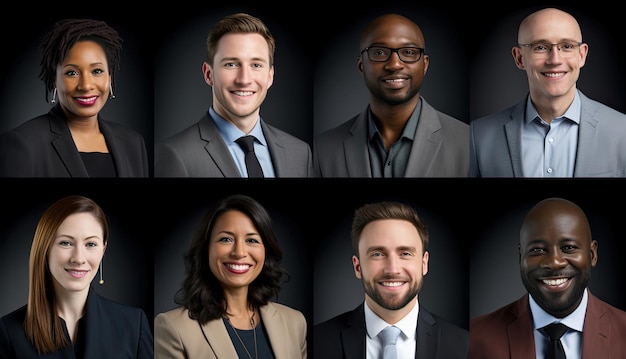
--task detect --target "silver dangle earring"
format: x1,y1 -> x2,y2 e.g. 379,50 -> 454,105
99,261 -> 105,285
109,86 -> 116,100
50,88 -> 57,105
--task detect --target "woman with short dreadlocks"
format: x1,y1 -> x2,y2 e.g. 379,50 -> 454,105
0,18 -> 149,177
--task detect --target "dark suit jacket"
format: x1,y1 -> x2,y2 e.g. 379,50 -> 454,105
0,291 -> 154,359
469,290 -> 626,358
313,97 -> 469,177
154,113 -> 316,177
469,90 -> 626,177
313,303 -> 469,359
0,104 -> 149,178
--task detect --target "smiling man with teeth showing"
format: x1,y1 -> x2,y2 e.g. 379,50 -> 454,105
470,197 -> 626,358
314,201 -> 469,358
313,13 -> 469,178
155,13 -> 315,178
469,7 -> 626,177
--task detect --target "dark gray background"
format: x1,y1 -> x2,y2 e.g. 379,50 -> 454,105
469,180 -> 626,319
469,3 -> 626,121
0,10 -> 154,174
153,6 -> 314,146
313,4 -> 469,135
0,180 -> 154,332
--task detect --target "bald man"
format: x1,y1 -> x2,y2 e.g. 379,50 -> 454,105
313,13 -> 469,178
470,197 -> 626,358
470,7 -> 626,177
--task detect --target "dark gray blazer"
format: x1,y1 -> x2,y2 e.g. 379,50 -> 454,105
313,97 -> 469,177
154,113 -> 316,177
0,291 -> 154,359
469,90 -> 626,177
0,105 -> 149,178
313,303 -> 469,359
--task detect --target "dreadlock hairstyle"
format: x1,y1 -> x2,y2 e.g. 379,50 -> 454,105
38,18 -> 123,103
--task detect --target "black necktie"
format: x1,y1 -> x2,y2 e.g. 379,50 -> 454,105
543,323 -> 568,359
235,135 -> 264,178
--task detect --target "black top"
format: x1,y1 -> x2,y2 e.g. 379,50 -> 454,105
223,317 -> 275,359
80,152 -> 117,177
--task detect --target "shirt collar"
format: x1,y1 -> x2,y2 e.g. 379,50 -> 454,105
529,287 -> 588,332
209,107 -> 267,146
524,90 -> 582,125
367,98 -> 423,142
364,296 -> 419,341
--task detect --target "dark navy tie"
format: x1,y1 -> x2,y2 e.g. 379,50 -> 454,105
543,323 -> 568,359
235,135 -> 264,178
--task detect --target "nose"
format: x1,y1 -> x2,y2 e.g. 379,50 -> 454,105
230,239 -> 247,258
384,254 -> 401,274
70,246 -> 86,264
541,248 -> 567,269
235,65 -> 253,85
77,73 -> 95,91
384,51 -> 405,69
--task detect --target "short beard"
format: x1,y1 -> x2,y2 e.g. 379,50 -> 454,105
522,267 -> 590,318
362,278 -> 421,311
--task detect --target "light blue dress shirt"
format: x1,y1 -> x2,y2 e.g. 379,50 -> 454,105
210,107 -> 276,177
529,288 -> 587,359
521,91 -> 581,177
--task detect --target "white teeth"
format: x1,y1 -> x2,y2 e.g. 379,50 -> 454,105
226,264 -> 250,271
381,281 -> 403,287
544,73 -> 563,78
385,79 -> 404,82
543,278 -> 567,286
76,97 -> 97,102
234,91 -> 253,96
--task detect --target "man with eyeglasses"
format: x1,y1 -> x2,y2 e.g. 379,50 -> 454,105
313,13 -> 469,177
469,7 -> 626,177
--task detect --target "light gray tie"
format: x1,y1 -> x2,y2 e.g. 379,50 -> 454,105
380,326 -> 401,359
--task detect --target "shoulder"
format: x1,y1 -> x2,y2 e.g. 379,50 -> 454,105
420,98 -> 468,129
265,302 -> 305,320
155,307 -> 193,327
91,293 -> 146,321
260,122 -> 309,147
99,118 -> 143,138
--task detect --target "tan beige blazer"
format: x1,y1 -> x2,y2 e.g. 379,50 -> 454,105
155,302 -> 307,358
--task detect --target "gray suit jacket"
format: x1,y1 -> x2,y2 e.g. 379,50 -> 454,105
154,113 -> 315,177
154,302 -> 307,359
469,90 -> 626,177
313,97 -> 469,177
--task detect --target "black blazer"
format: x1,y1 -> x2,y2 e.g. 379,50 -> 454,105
0,291 -> 154,359
313,303 -> 469,359
0,104 -> 149,177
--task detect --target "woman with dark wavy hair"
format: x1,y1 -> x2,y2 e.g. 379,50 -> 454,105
155,194 -> 307,358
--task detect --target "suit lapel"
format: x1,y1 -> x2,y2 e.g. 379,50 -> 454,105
49,110 -> 89,177
200,114 -> 241,177
405,99 -> 441,177
260,303 -> 289,358
504,101 -> 525,177
573,92 -> 601,177
202,319 -> 239,358
507,295 -> 538,359
341,304 -> 367,359
581,292 -> 610,357
416,308 -> 438,359
345,110 -> 373,177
